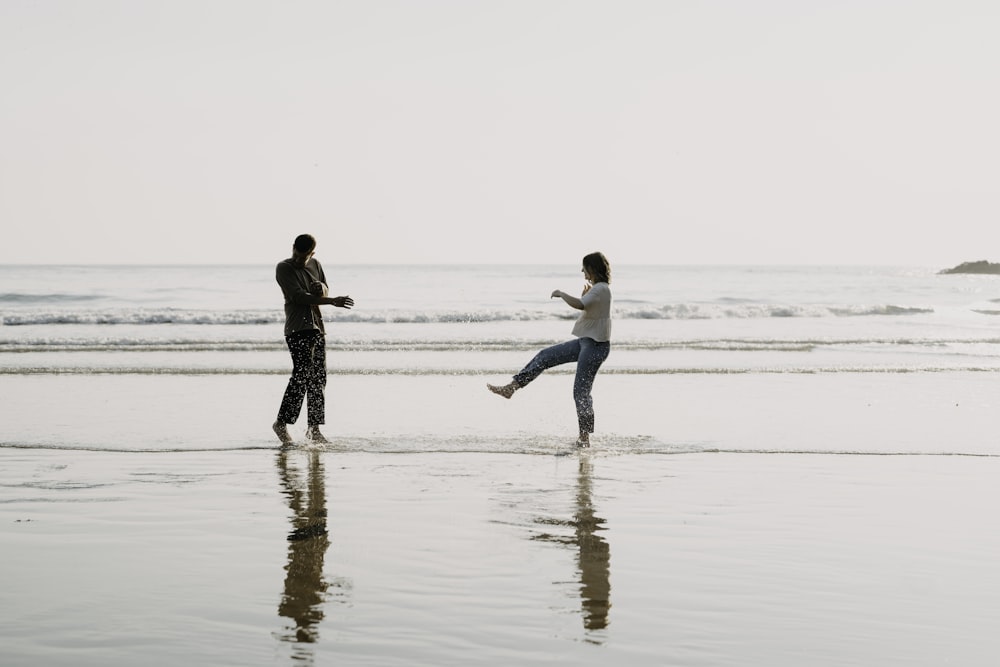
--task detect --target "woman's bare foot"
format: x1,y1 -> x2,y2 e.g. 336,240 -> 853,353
306,426 -> 331,444
273,421 -> 293,445
487,382 -> 517,399
575,433 -> 590,448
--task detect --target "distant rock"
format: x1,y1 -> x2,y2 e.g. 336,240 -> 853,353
939,260 -> 1000,275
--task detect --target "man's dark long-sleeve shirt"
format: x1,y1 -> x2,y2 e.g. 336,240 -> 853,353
276,258 -> 328,336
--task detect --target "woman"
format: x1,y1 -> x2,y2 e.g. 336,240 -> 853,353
488,252 -> 612,447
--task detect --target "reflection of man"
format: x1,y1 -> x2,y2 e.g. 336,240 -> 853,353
574,456 -> 611,631
276,449 -> 331,645
273,234 -> 354,445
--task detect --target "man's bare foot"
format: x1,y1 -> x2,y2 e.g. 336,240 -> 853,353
487,382 -> 517,399
305,426 -> 331,444
273,421 -> 293,445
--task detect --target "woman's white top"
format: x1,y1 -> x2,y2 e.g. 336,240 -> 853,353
571,282 -> 612,342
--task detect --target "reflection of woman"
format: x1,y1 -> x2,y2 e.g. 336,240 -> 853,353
574,456 -> 610,632
488,252 -> 613,447
531,455 -> 611,635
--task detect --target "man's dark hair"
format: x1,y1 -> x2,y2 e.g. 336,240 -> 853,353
293,234 -> 317,253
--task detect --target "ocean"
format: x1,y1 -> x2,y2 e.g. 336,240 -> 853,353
4,263 -> 1000,378
3,263 -> 1000,666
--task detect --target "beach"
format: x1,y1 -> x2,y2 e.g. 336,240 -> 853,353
3,371 -> 1000,666
3,263 -> 1000,665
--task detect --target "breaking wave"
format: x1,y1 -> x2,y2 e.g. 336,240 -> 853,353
4,336 -> 1000,354
0,303 -> 938,326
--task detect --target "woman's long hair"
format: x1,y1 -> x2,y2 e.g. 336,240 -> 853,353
582,252 -> 611,284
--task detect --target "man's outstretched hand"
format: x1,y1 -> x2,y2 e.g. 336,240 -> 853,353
330,296 -> 354,309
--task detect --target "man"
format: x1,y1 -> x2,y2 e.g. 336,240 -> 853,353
273,234 -> 354,445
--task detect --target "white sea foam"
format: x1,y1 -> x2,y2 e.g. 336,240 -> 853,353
0,302 -> 942,326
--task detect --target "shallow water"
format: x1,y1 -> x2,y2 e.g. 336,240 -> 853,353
2,371 -> 998,457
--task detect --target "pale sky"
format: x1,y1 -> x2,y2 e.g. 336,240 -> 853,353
1,0 -> 998,266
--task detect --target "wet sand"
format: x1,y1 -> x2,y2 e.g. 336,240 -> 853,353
3,373 -> 1000,665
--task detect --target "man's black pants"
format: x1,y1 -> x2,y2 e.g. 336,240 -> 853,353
277,330 -> 326,426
